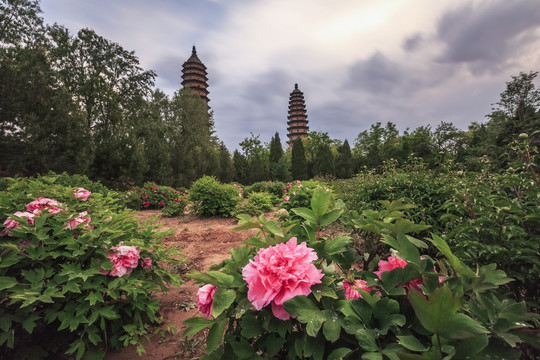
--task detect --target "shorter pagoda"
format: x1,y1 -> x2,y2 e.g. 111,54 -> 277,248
181,46 -> 209,103
287,84 -> 309,143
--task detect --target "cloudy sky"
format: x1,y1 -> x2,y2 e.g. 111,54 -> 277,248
40,0 -> 540,150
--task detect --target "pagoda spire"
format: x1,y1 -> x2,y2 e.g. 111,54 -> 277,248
182,45 -> 209,103
287,84 -> 309,144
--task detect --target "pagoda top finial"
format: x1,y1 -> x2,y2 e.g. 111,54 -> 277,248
192,45 -> 197,55
295,83 -> 298,90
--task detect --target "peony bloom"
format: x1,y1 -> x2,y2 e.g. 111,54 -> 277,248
101,245 -> 140,277
66,211 -> 92,230
140,257 -> 152,268
197,284 -> 218,318
284,196 -> 290,202
13,211 -> 36,225
242,237 -> 323,320
374,255 -> 408,279
3,217 -> 20,230
26,197 -> 66,215
342,279 -> 372,300
73,187 -> 91,201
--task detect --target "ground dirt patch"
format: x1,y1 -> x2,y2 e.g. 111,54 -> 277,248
103,210 -> 262,360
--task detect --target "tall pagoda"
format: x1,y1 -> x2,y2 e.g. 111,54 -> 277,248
181,46 -> 209,103
287,83 -> 309,143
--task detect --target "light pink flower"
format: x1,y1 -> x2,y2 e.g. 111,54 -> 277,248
242,237 -> 323,320
284,196 -> 290,201
14,211 -> 36,225
342,279 -> 372,300
66,211 -> 92,230
3,217 -> 20,230
26,197 -> 66,215
101,245 -> 140,277
197,284 -> 218,318
73,187 -> 91,201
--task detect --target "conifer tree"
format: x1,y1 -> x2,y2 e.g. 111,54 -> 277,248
335,139 -> 353,178
313,143 -> 335,177
218,143 -> 234,183
291,138 -> 308,180
233,150 -> 249,185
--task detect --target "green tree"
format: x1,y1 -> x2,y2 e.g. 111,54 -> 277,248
335,139 -> 353,178
312,143 -> 334,177
218,142 -> 234,183
291,137 -> 308,180
269,132 -> 284,179
233,149 -> 249,185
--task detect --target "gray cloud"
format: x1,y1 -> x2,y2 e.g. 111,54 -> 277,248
403,33 -> 424,52
436,0 -> 540,73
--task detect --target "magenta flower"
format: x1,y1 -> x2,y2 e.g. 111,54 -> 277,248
101,245 -> 140,277
66,211 -> 92,230
197,284 -> 218,317
26,197 -> 66,215
73,187 -> 91,201
242,237 -> 323,320
140,257 -> 152,268
374,255 -> 408,279
2,212 -> 36,236
342,279 -> 372,300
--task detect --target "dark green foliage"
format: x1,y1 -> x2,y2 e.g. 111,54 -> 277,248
249,152 -> 267,183
269,132 -> 284,166
312,143 -> 335,177
244,181 -> 286,200
291,138 -> 308,180
233,150 -> 249,185
0,173 -> 182,359
273,156 -> 291,182
218,143 -> 235,183
189,176 -> 240,217
335,139 -> 353,179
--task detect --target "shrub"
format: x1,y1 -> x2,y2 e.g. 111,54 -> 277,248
0,174 -> 183,359
281,180 -> 329,210
244,181 -> 286,200
161,195 -> 189,217
184,189 -> 539,359
189,176 -> 240,217
236,192 -> 275,216
126,182 -> 188,217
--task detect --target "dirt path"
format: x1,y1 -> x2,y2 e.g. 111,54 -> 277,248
104,210 -> 260,360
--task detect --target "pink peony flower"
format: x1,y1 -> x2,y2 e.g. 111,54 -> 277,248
66,211 -> 92,230
101,245 -> 140,277
374,255 -> 408,279
3,217 -> 20,230
14,211 -> 36,225
342,279 -> 372,300
242,237 -> 323,320
284,196 -> 290,201
73,187 -> 91,201
197,284 -> 218,318
140,257 -> 152,268
26,197 -> 66,215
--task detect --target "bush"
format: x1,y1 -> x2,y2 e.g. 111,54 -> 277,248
244,181 -> 286,200
189,176 -> 240,217
161,195 -> 189,217
184,189 -> 539,359
0,174 -> 183,359
126,182 -> 188,216
236,192 -> 275,216
281,180 -> 329,210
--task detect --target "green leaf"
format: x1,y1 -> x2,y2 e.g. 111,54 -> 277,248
355,328 -> 378,352
211,288 -> 236,318
85,292 -> 104,306
362,352 -> 383,360
0,276 -> 17,291
266,334 -> 285,358
320,209 -> 344,227
311,188 -> 331,218
328,347 -> 352,360
454,334 -> 489,357
207,319 -> 226,353
323,311 -> 341,343
183,317 -> 214,339
397,335 -> 428,352
428,235 -> 476,277
284,296 -> 325,336
440,313 -> 489,339
21,314 -> 40,334
96,306 -> 119,320
207,271 -> 236,287
292,207 -> 317,224
230,339 -> 256,359
324,236 -> 352,255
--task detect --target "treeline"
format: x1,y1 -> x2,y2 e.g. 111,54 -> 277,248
2,1 -> 540,189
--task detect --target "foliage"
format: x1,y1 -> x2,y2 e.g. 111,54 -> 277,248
244,181 -> 286,200
291,138 -> 308,181
127,182 -> 188,215
335,139 -> 353,179
0,173 -> 182,359
236,192 -> 275,216
281,180 -> 329,211
189,176 -> 241,218
184,189 -> 539,359
161,196 -> 189,217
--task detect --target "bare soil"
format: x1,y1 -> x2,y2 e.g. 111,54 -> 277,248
103,210 -> 261,360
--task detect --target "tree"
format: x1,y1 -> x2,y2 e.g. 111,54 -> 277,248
291,138 -> 308,180
269,132 -> 284,179
335,139 -> 353,178
233,150 -> 249,185
312,143 -> 334,177
495,71 -> 540,126
218,143 -> 234,183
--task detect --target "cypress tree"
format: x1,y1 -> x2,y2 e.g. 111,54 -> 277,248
233,150 -> 249,185
335,139 -> 353,178
218,143 -> 234,183
313,143 -> 335,177
291,138 -> 308,180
